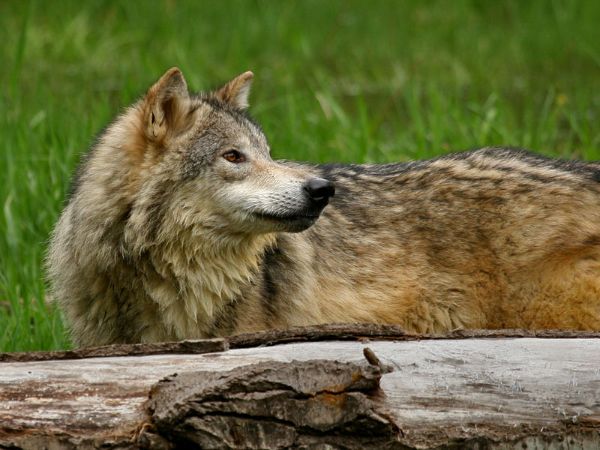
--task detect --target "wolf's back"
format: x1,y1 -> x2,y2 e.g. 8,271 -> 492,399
303,147 -> 600,331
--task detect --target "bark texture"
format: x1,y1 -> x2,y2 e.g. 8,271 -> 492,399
144,358 -> 398,449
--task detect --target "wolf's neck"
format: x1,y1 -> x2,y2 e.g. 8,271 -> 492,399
147,227 -> 276,339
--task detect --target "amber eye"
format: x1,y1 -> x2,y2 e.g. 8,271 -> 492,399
222,150 -> 246,163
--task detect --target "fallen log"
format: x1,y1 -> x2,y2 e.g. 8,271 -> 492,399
1,324 -> 599,449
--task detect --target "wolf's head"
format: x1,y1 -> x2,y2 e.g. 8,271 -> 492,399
110,68 -> 334,242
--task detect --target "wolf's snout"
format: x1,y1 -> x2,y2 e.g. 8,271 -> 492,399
304,178 -> 335,206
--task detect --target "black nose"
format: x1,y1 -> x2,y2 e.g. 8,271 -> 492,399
304,178 -> 335,204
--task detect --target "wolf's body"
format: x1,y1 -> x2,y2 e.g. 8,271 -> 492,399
48,68 -> 600,347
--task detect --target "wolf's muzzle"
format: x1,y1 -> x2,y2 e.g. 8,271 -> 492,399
304,177 -> 335,208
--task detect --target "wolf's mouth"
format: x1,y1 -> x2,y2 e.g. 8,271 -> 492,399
253,211 -> 320,222
251,210 -> 322,232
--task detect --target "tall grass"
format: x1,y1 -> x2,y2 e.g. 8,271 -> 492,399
0,0 -> 598,351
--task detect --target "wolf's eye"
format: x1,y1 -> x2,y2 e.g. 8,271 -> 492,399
222,150 -> 246,164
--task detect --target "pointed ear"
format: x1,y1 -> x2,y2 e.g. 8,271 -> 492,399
144,67 -> 190,142
214,71 -> 254,110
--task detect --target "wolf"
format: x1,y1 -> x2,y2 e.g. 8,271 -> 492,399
47,67 -> 600,347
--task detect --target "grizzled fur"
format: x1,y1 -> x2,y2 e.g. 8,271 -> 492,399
48,68 -> 600,347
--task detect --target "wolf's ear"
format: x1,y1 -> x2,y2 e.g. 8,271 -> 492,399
214,71 -> 254,110
144,67 -> 190,142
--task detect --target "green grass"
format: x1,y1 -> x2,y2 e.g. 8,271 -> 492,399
0,0 -> 599,351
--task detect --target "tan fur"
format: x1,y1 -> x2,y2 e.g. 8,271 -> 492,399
47,68 -> 600,347
214,71 -> 254,109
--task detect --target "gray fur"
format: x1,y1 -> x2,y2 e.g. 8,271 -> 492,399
47,68 -> 600,347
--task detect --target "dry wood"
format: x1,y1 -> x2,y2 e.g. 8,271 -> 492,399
3,323 -> 600,363
0,337 -> 227,363
1,326 -> 600,449
145,359 -> 397,448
